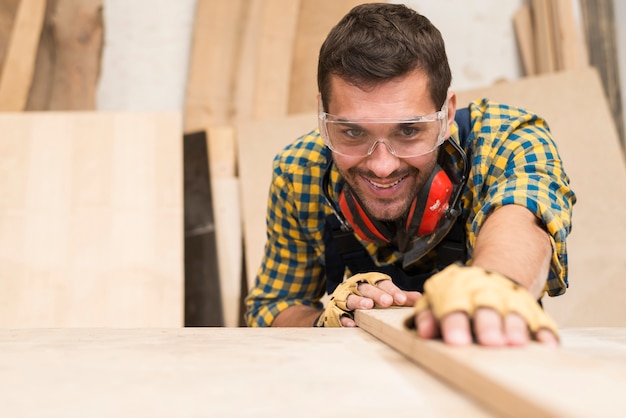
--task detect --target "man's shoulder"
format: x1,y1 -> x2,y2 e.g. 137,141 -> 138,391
274,129 -> 329,173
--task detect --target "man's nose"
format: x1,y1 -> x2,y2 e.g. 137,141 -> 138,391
365,140 -> 401,177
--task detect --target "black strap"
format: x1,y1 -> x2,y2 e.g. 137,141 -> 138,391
323,107 -> 473,294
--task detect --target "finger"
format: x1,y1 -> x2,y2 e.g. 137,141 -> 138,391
535,328 -> 559,347
401,291 -> 422,306
416,308 -> 440,339
503,312 -> 530,346
356,283 -> 394,307
345,294 -> 374,311
375,280 -> 410,305
441,311 -> 473,346
474,308 -> 506,347
340,315 -> 357,327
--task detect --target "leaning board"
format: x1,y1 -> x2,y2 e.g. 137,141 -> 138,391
0,112 -> 184,327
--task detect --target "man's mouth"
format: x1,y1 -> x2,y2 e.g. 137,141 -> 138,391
367,175 -> 406,189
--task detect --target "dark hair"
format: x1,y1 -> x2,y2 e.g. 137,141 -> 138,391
318,3 -> 451,112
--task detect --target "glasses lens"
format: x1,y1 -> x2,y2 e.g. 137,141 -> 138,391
322,117 -> 444,158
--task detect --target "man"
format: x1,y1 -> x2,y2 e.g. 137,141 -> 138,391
245,3 -> 576,347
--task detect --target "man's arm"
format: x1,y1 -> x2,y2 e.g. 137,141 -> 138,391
272,305 -> 321,327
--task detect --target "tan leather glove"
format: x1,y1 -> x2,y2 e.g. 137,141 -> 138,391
317,272 -> 392,327
406,264 -> 558,339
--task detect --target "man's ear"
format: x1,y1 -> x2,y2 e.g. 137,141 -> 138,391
443,91 -> 457,138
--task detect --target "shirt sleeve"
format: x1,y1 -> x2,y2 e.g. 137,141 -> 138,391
464,101 -> 576,296
244,153 -> 326,327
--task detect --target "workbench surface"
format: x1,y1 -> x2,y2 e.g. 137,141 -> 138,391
1,325 -> 624,417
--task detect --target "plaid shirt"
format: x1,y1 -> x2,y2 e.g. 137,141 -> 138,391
245,99 -> 576,327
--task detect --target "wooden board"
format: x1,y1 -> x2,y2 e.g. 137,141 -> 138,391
0,327 -> 494,417
0,112 -> 184,327
356,308 -> 626,418
455,68 -> 626,327
0,0 -> 46,110
237,113 -> 316,288
287,0 -> 381,114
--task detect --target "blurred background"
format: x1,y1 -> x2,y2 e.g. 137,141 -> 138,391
1,0 -> 624,328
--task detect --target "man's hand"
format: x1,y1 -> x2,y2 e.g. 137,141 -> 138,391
318,272 -> 420,327
406,264 -> 559,347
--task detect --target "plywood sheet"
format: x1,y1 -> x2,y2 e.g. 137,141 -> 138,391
456,68 -> 626,326
0,327 -> 494,417
0,112 -> 184,327
237,113 -> 316,287
356,308 -> 626,418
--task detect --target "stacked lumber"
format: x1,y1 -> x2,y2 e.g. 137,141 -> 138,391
513,0 -> 589,76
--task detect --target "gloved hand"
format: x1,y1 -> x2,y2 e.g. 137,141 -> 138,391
317,272 -> 392,327
405,263 -> 558,341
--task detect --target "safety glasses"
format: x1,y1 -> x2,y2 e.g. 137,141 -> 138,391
319,99 -> 449,158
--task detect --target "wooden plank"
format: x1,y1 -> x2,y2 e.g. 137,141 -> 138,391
183,0 -> 246,132
0,112 -> 184,327
0,327 -> 494,417
550,0 -> 588,71
251,0 -> 300,119
237,113 -> 316,288
456,68 -> 626,327
531,0 -> 558,74
208,126 -> 242,327
513,3 -> 536,76
35,0 -> 103,110
0,0 -> 46,110
0,0 -> 20,70
288,0 -> 381,114
356,308 -> 626,418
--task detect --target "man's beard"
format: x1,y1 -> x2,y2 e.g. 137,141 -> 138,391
339,163 -> 436,222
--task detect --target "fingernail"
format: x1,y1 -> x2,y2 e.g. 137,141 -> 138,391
381,294 -> 393,306
396,293 -> 407,304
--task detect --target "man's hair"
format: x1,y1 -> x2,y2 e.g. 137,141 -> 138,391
318,3 -> 451,112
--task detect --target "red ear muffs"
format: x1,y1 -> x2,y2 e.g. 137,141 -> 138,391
338,165 -> 453,244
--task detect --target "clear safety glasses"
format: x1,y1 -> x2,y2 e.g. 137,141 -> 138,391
318,99 -> 449,158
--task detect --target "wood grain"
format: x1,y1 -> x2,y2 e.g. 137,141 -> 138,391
356,308 -> 626,418
0,112 -> 184,327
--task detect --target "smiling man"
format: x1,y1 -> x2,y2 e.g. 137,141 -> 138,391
245,3 -> 576,347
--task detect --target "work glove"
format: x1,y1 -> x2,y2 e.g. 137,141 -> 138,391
317,272 -> 392,327
405,263 -> 559,340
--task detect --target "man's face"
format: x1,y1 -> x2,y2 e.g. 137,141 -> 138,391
325,70 -> 456,221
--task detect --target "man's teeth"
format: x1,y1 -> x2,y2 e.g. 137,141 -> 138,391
369,178 -> 402,188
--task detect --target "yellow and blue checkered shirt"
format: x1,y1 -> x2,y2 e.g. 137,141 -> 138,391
245,99 -> 576,327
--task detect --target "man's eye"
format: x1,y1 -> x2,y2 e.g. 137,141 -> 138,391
400,126 -> 419,137
344,128 -> 364,138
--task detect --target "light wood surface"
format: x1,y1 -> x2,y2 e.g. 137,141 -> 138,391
0,0 -> 46,110
0,112 -> 184,327
456,68 -> 626,326
0,327 -> 494,418
356,308 -> 626,418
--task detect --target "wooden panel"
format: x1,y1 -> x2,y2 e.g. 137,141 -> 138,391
253,0 -> 300,119
0,327 -> 494,417
456,68 -> 626,326
0,0 -> 46,110
356,308 -> 626,418
183,0 -> 246,131
28,0 -> 103,110
0,112 -> 184,327
237,113 -> 316,288
288,0 -> 381,114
